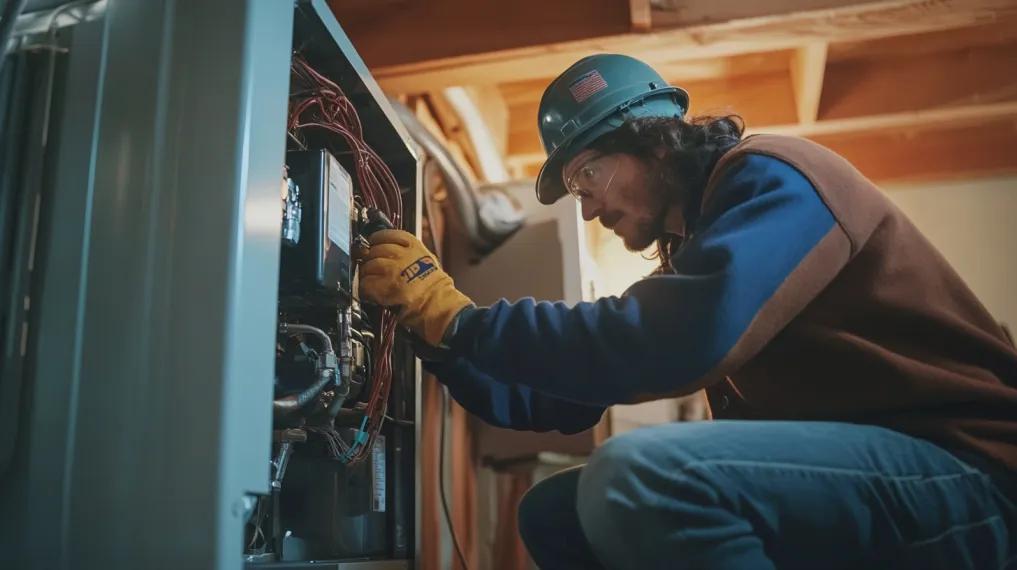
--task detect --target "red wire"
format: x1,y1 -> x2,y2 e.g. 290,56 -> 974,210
289,55 -> 405,464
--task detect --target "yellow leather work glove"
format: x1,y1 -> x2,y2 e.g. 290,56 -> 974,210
359,229 -> 474,347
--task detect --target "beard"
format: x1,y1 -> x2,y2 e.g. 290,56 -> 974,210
621,172 -> 675,252
621,219 -> 659,252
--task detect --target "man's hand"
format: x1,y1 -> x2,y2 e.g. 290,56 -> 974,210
359,230 -> 474,347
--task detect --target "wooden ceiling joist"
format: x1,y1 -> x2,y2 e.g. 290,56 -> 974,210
820,39 -> 1017,120
369,0 -> 1017,187
826,17 -> 1017,61
647,0 -> 890,30
330,0 -> 629,71
813,119 -> 1017,184
759,100 -> 1017,138
374,0 -> 1017,93
500,18 -> 1017,186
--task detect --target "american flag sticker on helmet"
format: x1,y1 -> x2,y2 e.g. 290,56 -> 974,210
568,69 -> 608,103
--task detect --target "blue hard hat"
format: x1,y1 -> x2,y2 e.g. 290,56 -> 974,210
536,54 -> 689,204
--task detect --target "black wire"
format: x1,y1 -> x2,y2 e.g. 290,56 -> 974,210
440,386 -> 470,570
0,0 -> 29,76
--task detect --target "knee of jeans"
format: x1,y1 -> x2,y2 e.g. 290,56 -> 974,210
576,430 -> 662,535
577,427 -> 711,519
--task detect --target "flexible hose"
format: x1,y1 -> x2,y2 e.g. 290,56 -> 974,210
278,322 -> 333,354
389,99 -> 524,253
274,323 -> 338,416
273,368 -> 335,416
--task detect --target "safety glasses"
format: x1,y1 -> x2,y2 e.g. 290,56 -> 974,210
564,152 -> 619,202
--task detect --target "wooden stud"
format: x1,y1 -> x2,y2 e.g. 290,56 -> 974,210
630,0 -> 652,32
790,42 -> 829,124
682,69 -> 799,124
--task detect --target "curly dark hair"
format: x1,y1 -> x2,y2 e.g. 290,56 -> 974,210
584,114 -> 744,273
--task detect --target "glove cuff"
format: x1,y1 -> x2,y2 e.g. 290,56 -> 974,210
421,284 -> 474,347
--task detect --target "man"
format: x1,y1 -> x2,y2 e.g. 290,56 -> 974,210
360,54 -> 1017,569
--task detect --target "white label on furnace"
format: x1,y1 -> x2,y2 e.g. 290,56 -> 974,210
371,435 -> 386,513
327,154 -> 352,255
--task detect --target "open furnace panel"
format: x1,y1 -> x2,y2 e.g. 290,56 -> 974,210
0,1 -> 420,568
245,2 -> 422,567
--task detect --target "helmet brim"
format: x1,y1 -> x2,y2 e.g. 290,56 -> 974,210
535,149 -> 570,205
535,121 -> 616,205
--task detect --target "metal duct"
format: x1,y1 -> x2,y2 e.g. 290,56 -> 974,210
390,99 -> 525,253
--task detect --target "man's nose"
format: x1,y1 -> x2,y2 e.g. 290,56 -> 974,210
581,198 -> 602,222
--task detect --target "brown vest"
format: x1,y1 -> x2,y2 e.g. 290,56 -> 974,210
703,135 -> 1017,474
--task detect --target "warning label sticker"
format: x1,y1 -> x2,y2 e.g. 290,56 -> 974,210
371,435 -> 386,513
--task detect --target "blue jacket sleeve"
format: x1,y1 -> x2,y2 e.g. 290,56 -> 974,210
446,154 -> 851,406
423,353 -> 606,434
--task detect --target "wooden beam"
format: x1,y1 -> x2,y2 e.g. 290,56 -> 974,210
683,70 -> 799,124
375,0 -> 1017,93
506,32 -> 1017,156
648,0 -> 887,30
444,86 -> 510,182
813,118 -> 1017,184
630,0 -> 652,32
507,100 -> 541,157
500,79 -> 555,108
499,24 -> 1017,154
790,42 -> 829,124
330,0 -> 629,69
827,17 -> 1017,62
820,40 -> 1017,120
754,100 -> 1017,138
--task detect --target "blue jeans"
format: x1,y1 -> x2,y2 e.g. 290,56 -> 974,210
517,421 -> 1016,569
